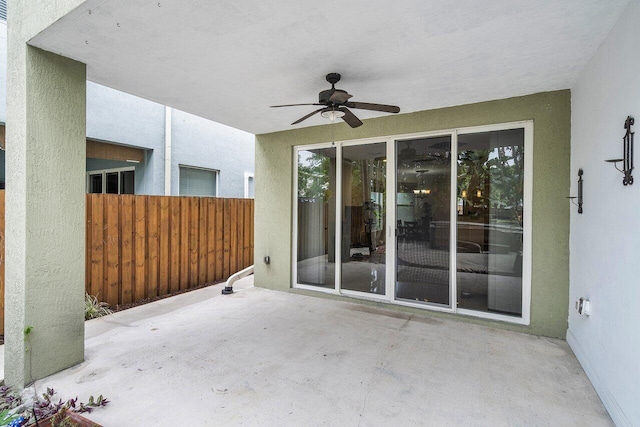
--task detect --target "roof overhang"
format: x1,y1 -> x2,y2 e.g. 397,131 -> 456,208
29,0 -> 629,135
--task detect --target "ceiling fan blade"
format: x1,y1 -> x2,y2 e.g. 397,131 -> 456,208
271,103 -> 322,108
329,90 -> 353,104
338,107 -> 363,128
291,107 -> 327,125
345,102 -> 400,114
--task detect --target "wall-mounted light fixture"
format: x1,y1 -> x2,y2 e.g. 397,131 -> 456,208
605,116 -> 634,185
567,168 -> 584,214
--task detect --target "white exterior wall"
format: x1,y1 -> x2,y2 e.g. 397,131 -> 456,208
569,0 -> 640,425
171,109 -> 254,198
0,22 -> 254,197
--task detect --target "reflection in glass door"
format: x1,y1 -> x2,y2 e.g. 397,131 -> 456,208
456,129 -> 524,316
341,143 -> 386,295
396,136 -> 451,306
296,147 -> 336,289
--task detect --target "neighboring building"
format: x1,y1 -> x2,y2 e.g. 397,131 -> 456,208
0,18 -> 255,198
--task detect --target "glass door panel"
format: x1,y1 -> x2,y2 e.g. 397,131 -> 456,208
396,136 -> 451,306
341,142 -> 386,295
296,147 -> 337,289
456,128 -> 524,316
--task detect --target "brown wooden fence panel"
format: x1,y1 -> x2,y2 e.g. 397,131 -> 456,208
0,192 -> 254,335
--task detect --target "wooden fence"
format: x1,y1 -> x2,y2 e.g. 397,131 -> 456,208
0,192 -> 254,334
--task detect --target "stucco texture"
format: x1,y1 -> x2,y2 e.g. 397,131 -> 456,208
6,0 -> 88,386
255,90 -> 571,338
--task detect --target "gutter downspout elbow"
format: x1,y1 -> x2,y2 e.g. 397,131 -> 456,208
222,265 -> 254,295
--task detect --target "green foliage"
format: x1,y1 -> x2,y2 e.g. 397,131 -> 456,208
0,409 -> 22,426
50,408 -> 77,427
297,152 -> 331,199
85,294 -> 113,320
0,383 -> 109,426
458,144 -> 524,225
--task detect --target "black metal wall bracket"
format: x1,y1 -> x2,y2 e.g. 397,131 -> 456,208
567,168 -> 584,214
605,116 -> 634,185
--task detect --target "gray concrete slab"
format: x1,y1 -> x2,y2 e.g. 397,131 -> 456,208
28,277 -> 610,426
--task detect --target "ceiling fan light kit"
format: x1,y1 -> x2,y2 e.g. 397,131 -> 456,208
270,73 -> 401,128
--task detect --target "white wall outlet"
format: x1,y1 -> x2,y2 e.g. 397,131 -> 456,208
576,297 -> 591,316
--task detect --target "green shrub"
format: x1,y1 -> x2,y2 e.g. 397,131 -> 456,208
84,294 -> 113,320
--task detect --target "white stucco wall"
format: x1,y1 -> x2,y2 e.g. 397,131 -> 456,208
171,109 -> 254,198
86,82 -> 165,194
0,21 -> 6,123
569,0 -> 640,425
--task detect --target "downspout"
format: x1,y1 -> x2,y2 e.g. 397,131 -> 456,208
222,265 -> 254,294
164,106 -> 172,195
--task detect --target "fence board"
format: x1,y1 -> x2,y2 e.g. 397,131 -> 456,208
159,197 -> 170,296
120,195 -> 134,304
169,197 -> 181,293
206,199 -> 216,283
0,192 -> 254,335
105,196 -> 120,306
147,197 -> 160,298
179,197 -> 190,290
90,195 -> 105,298
134,196 -> 147,301
198,200 -> 208,285
85,195 -> 92,304
223,199 -> 231,279
233,199 -> 242,274
189,198 -> 199,287
215,200 -> 224,281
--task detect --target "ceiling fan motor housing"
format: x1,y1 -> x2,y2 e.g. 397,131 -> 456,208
319,89 -> 334,104
319,73 -> 344,104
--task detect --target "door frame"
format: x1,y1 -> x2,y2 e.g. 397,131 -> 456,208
292,120 -> 532,326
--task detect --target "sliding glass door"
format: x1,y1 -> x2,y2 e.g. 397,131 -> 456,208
456,128 -> 525,316
395,135 -> 452,307
294,122 -> 530,323
296,146 -> 336,289
341,142 -> 387,295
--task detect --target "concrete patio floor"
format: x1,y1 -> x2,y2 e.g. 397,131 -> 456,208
19,277 -> 610,426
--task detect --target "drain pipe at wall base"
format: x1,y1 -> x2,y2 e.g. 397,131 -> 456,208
222,265 -> 254,295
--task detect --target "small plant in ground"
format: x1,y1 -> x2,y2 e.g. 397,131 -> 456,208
0,383 -> 109,426
85,294 -> 113,320
0,383 -> 23,426
32,388 -> 109,422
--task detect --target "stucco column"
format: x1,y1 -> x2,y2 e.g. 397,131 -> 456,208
5,41 -> 86,386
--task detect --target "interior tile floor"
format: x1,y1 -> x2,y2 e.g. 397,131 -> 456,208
13,277 -> 611,426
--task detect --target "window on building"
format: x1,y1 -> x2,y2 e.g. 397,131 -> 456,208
179,165 -> 218,197
87,168 -> 135,194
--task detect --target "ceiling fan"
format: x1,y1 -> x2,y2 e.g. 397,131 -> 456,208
270,73 -> 400,128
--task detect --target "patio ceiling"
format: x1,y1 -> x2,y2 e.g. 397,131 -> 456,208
29,0 -> 628,135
